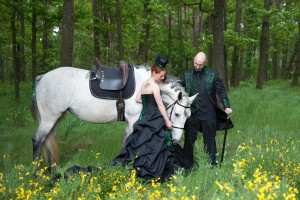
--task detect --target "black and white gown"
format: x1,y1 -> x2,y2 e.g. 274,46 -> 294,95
112,94 -> 192,180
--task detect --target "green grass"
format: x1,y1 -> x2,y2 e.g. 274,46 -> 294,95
0,80 -> 299,199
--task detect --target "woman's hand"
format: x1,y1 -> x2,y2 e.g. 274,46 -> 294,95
165,119 -> 173,130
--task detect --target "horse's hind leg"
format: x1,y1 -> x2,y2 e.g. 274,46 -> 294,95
32,128 -> 50,167
32,120 -> 58,170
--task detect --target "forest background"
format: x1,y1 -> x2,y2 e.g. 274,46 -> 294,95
1,0 -> 300,103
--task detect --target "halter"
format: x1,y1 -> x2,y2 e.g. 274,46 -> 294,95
166,100 -> 191,130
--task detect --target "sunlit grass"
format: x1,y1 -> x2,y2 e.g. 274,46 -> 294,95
1,80 -> 300,199
1,136 -> 299,199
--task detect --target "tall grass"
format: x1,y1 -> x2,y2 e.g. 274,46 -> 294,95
0,80 -> 299,199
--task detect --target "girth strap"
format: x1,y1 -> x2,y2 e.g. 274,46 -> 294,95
116,91 -> 125,121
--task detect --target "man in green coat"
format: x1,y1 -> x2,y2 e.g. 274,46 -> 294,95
181,52 -> 234,168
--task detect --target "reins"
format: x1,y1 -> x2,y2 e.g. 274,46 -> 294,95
166,100 -> 191,130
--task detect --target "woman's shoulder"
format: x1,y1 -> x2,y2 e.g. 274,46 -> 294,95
141,81 -> 159,94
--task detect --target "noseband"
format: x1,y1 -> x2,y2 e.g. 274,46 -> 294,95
166,100 -> 191,130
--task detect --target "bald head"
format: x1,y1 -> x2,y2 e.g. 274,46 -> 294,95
193,52 -> 207,72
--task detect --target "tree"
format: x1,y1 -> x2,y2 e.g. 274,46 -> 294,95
211,0 -> 226,80
60,0 -> 74,67
0,43 -> 3,83
42,0 -> 49,71
192,8 -> 204,51
138,0 -> 151,62
291,21 -> 300,86
18,0 -> 26,81
31,0 -> 36,81
93,0 -> 100,59
256,0 -> 270,90
2,0 -> 300,89
11,0 -> 20,104
230,0 -> 242,87
115,0 -> 124,60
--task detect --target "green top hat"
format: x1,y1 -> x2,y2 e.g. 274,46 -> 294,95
155,54 -> 168,68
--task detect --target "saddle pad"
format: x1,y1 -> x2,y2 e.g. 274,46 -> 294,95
89,65 -> 136,100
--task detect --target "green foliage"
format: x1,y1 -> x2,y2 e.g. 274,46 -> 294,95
1,0 -> 300,81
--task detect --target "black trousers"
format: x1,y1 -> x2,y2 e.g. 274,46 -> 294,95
183,116 -> 217,165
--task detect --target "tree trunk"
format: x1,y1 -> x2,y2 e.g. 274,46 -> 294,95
138,0 -> 151,63
178,7 -> 183,71
42,0 -> 49,71
243,21 -> 252,80
286,38 -> 298,80
208,15 -> 213,67
291,22 -> 300,86
11,2 -> 20,104
93,0 -> 100,59
60,0 -> 74,67
18,0 -> 26,81
100,1 -> 111,63
271,40 -> 279,79
256,0 -> 270,90
224,0 -> 229,89
31,0 -> 37,82
115,0 -> 124,60
109,11 -> 115,63
168,0 -> 171,62
192,9 -> 204,51
230,0 -> 242,87
0,43 -> 3,83
211,0 -> 225,80
281,44 -> 288,78
184,6 -> 188,69
271,0 -> 282,79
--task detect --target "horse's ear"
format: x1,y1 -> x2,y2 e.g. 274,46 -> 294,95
189,93 -> 198,103
178,92 -> 183,101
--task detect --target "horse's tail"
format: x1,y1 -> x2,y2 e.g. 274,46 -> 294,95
31,74 -> 60,165
45,131 -> 59,164
31,75 -> 43,122
44,113 -> 66,164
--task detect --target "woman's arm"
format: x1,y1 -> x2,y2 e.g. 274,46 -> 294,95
135,88 -> 142,103
152,84 -> 172,130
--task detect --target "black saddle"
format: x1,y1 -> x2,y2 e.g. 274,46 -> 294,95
95,60 -> 129,90
89,60 -> 136,121
89,62 -> 135,100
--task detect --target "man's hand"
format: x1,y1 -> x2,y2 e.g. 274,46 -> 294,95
224,108 -> 232,115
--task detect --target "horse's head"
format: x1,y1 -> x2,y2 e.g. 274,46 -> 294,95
159,79 -> 198,143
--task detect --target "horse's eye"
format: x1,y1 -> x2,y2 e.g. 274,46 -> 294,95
175,113 -> 179,117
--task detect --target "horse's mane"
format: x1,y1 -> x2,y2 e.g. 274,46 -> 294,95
165,75 -> 184,92
132,63 -> 151,71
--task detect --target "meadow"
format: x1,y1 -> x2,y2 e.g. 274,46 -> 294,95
0,80 -> 299,199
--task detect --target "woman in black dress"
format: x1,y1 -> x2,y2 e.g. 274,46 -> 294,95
112,54 -> 191,181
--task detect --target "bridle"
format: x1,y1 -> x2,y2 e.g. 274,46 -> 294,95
166,100 -> 191,130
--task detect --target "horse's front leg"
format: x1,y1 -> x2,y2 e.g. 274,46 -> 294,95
123,123 -> 132,145
124,115 -> 139,145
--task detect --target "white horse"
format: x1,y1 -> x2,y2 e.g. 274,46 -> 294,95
31,65 -> 197,168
